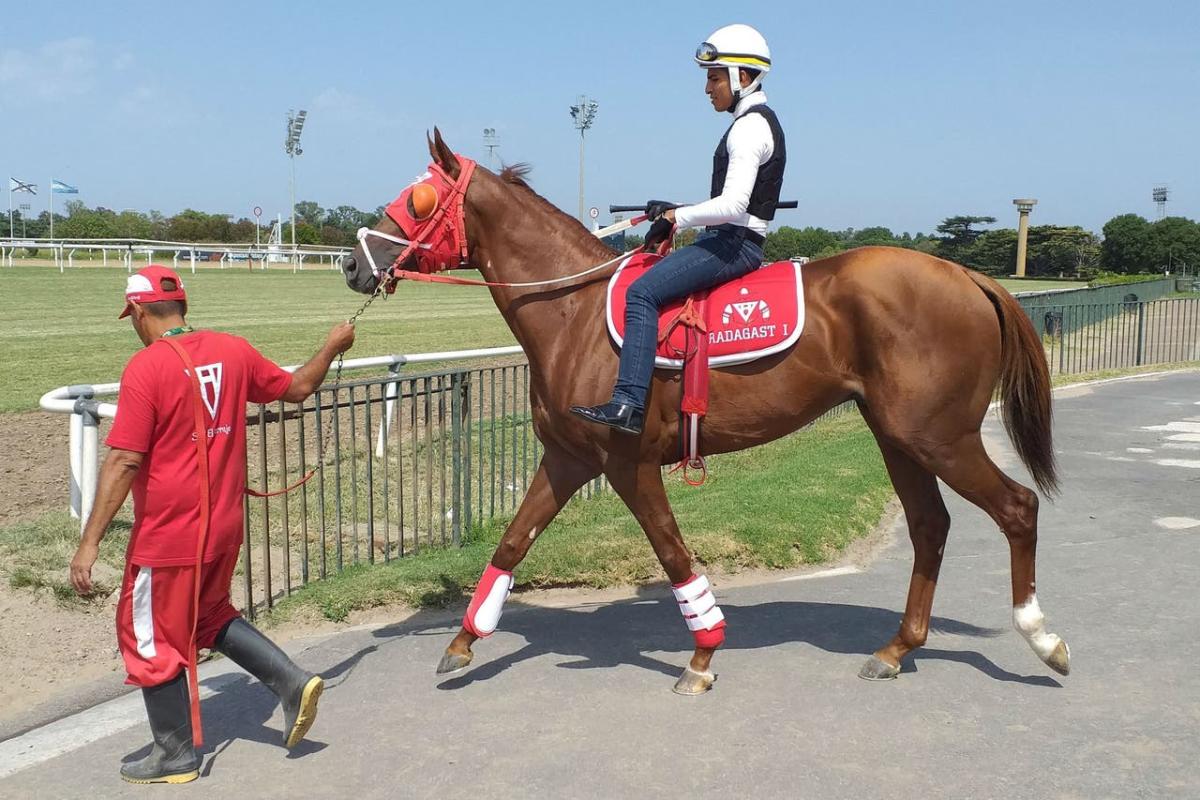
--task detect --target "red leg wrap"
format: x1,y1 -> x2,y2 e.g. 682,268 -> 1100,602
463,563 -> 513,638
693,620 -> 726,649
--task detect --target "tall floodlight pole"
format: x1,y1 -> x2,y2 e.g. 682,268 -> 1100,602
19,203 -> 30,237
483,128 -> 500,170
569,95 -> 599,223
285,109 -> 308,253
1013,199 -> 1037,278
1152,185 -> 1169,220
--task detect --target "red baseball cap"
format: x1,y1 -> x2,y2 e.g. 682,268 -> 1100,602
119,265 -> 188,319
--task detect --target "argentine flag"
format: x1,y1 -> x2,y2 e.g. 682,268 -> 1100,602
51,179 -> 78,194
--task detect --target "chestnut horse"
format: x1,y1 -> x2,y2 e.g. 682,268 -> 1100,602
341,130 -> 1070,694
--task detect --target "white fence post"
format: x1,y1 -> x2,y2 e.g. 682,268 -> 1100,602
79,407 -> 100,533
375,362 -> 405,458
68,412 -> 83,519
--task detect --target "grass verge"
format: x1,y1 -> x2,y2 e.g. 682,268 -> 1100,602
1050,360 -> 1199,387
0,512 -> 131,606
266,412 -> 892,623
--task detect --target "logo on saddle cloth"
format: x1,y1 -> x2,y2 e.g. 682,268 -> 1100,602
606,253 -> 805,368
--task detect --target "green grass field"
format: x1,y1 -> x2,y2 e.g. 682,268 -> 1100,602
0,266 -> 517,414
0,264 -> 1091,414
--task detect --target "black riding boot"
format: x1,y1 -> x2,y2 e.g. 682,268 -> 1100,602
569,401 -> 644,434
120,671 -> 200,784
214,617 -> 324,748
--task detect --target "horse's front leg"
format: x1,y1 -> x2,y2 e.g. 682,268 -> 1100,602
605,459 -> 724,695
436,448 -> 597,674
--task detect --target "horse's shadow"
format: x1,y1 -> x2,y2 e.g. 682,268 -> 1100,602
121,643 -> 377,775
370,587 -> 1060,690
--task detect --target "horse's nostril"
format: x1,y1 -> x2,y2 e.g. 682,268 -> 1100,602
343,256 -> 356,274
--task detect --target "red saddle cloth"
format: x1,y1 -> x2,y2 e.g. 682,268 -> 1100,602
606,253 -> 805,368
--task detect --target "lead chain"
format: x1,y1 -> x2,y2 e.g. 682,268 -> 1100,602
315,273 -> 394,463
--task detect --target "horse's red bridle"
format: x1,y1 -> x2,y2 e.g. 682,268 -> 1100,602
356,155 -> 477,288
357,156 -> 642,292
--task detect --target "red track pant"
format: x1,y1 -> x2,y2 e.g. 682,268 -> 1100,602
115,551 -> 241,687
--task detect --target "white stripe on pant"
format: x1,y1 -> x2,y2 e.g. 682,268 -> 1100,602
132,567 -> 157,658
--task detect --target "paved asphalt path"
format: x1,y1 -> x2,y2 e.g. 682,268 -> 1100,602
2,371 -> 1198,799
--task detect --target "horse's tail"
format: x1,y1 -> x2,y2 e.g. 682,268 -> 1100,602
965,270 -> 1059,496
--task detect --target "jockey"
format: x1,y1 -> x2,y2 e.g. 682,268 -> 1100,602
571,23 -> 786,435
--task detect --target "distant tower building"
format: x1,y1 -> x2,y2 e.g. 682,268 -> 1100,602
1012,199 -> 1037,278
1153,185 -> 1169,219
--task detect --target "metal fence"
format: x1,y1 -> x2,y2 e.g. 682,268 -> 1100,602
239,360 -> 614,614
1016,296 -> 1200,376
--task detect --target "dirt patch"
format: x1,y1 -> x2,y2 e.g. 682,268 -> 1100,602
0,411 -> 99,528
0,412 -> 115,725
0,579 -> 123,722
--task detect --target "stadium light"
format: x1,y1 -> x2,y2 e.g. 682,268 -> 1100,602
285,109 -> 308,252
483,127 -> 500,170
1153,185 -> 1169,219
570,95 -> 599,223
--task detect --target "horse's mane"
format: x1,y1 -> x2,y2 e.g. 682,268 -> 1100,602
498,163 -> 616,258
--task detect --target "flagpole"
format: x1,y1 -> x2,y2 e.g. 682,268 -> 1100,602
7,184 -> 12,239
49,179 -> 54,241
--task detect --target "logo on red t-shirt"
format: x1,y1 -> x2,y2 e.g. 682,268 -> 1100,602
195,362 -> 223,418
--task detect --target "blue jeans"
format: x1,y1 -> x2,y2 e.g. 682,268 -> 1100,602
612,229 -> 764,409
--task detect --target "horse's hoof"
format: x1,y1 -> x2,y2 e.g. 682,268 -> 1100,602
672,667 -> 716,696
1044,639 -> 1070,676
436,650 -> 473,675
858,655 -> 901,681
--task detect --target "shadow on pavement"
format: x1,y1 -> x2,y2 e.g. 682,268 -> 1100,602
119,643 -> 375,776
355,591 -> 1059,691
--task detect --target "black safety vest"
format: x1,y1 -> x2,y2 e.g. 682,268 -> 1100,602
710,104 -> 786,220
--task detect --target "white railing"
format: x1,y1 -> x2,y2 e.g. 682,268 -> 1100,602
0,236 -> 351,273
40,345 -> 524,530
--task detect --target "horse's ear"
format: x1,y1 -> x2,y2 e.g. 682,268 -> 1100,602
431,126 -> 461,179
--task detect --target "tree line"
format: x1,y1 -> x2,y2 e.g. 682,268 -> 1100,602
748,213 -> 1198,277
8,201 -> 1197,276
6,200 -> 383,248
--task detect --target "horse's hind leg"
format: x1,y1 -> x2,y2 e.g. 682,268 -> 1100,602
437,448 -> 597,674
859,440 -> 951,680
605,459 -> 723,696
916,432 -> 1070,676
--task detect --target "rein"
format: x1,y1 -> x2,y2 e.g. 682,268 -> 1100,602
390,248 -> 639,289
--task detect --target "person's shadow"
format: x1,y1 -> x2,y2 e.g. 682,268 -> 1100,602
365,584 -> 1061,690
120,644 -> 377,777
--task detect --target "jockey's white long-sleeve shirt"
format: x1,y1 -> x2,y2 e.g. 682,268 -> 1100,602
673,90 -> 775,237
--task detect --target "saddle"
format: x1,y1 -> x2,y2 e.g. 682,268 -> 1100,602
606,253 -> 806,483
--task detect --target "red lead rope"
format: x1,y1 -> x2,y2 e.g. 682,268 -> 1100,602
158,337 -> 211,748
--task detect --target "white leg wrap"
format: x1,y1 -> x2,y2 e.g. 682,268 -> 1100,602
673,574 -> 725,632
465,564 -> 513,637
1013,595 -> 1062,661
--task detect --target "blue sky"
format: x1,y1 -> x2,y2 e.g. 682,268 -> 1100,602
1,0 -> 1196,235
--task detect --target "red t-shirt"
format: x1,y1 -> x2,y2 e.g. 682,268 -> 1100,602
106,331 -> 293,567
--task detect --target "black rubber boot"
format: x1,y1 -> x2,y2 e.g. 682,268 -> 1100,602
120,671 -> 200,784
569,401 -> 644,435
214,617 -> 323,748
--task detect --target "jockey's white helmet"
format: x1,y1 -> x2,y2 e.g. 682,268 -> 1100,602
694,24 -> 771,99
